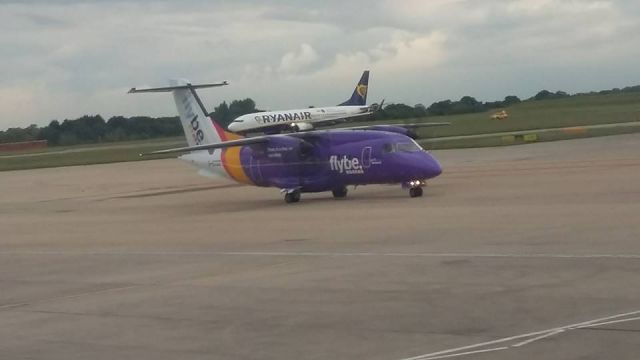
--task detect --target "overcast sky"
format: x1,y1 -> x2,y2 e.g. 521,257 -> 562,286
1,0 -> 639,129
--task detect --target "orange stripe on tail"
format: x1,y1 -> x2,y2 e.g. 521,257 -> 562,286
210,118 -> 252,184
222,147 -> 253,185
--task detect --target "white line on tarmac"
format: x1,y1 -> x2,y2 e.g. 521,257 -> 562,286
577,315 -> 640,329
399,310 -> 640,360
1,251 -> 640,259
512,329 -> 564,347
415,347 -> 509,360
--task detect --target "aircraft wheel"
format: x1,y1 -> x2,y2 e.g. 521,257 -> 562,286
409,187 -> 423,198
285,190 -> 301,203
332,186 -> 348,199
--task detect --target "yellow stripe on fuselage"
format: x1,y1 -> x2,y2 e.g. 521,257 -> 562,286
222,146 -> 253,185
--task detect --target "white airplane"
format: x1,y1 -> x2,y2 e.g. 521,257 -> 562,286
227,70 -> 376,134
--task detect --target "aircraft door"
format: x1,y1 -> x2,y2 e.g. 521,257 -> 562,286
298,139 -> 322,177
361,146 -> 372,168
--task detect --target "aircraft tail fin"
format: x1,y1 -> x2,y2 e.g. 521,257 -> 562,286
339,70 -> 369,106
129,80 -> 234,146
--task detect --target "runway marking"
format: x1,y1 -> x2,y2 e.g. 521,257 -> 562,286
0,284 -> 143,311
0,303 -> 28,310
399,310 -> 640,360
102,183 -> 242,200
414,347 -> 508,360
1,251 -> 640,259
512,329 -> 564,347
577,315 -> 640,329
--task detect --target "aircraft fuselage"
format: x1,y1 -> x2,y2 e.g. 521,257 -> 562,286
227,106 -> 369,133
179,130 -> 442,192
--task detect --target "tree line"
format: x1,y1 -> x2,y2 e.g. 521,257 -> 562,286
2,84 -> 639,146
0,98 -> 263,146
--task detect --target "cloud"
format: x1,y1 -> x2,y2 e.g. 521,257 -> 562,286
0,0 -> 639,129
506,0 -> 613,14
315,30 -> 448,80
277,43 -> 319,75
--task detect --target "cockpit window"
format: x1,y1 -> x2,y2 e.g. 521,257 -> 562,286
396,141 -> 422,152
382,143 -> 395,153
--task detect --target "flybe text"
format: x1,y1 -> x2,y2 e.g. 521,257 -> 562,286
257,112 -> 312,124
182,95 -> 205,145
329,155 -> 364,175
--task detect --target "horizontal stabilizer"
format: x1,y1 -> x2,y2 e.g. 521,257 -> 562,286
128,81 -> 229,94
140,136 -> 269,156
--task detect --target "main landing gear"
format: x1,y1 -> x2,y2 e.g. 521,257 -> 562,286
284,189 -> 301,203
332,186 -> 348,199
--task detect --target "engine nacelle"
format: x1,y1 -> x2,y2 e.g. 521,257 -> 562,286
290,122 -> 314,132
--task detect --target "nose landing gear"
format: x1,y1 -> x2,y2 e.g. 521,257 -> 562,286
409,186 -> 423,198
405,180 -> 425,198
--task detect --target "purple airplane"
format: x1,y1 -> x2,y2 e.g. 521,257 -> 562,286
130,80 -> 443,203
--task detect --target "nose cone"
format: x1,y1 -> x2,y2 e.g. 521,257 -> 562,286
227,121 -> 240,132
396,152 -> 442,181
423,153 -> 442,178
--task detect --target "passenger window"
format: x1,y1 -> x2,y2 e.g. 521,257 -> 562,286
383,143 -> 394,153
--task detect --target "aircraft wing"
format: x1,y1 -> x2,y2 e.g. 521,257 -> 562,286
308,110 -> 373,128
340,122 -> 451,130
140,136 -> 270,156
333,122 -> 450,139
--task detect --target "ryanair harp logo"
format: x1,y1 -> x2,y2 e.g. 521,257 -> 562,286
356,84 -> 368,98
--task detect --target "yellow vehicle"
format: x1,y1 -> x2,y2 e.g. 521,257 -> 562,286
491,110 -> 509,120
